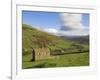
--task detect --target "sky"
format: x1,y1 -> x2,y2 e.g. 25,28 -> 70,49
22,11 -> 89,36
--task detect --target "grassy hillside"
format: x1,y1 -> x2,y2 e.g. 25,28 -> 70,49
60,36 -> 89,45
22,24 -> 72,49
22,24 -> 89,69
22,24 -> 88,54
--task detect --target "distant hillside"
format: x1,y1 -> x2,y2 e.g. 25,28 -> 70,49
22,24 -> 89,55
60,36 -> 89,45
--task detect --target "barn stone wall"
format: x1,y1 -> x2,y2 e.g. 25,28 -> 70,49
34,48 -> 51,60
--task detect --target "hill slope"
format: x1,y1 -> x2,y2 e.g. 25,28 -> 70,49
60,36 -> 89,44
22,24 -> 89,69
22,24 -> 88,55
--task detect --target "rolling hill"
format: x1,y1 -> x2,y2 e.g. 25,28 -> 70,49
22,24 -> 74,54
22,24 -> 89,69
22,24 -> 89,55
60,36 -> 89,44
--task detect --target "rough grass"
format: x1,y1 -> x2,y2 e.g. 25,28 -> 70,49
22,24 -> 89,69
22,24 -> 75,51
22,52 -> 89,69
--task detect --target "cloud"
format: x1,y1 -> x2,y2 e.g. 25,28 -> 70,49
42,28 -> 89,36
37,13 -> 89,36
43,28 -> 58,35
60,13 -> 85,30
58,29 -> 89,36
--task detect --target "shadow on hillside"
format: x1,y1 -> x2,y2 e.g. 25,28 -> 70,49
51,50 -> 89,56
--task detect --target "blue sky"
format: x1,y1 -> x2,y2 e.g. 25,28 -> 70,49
22,11 -> 89,36
22,11 -> 89,30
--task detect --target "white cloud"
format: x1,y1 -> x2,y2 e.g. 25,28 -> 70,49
60,13 -> 85,30
37,13 -> 89,36
43,28 -> 58,33
43,28 -> 58,35
42,28 -> 89,36
58,29 -> 89,36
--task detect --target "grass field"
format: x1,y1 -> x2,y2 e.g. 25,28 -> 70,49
22,52 -> 89,69
22,24 -> 89,69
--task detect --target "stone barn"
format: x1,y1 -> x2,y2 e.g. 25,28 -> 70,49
31,48 -> 53,61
